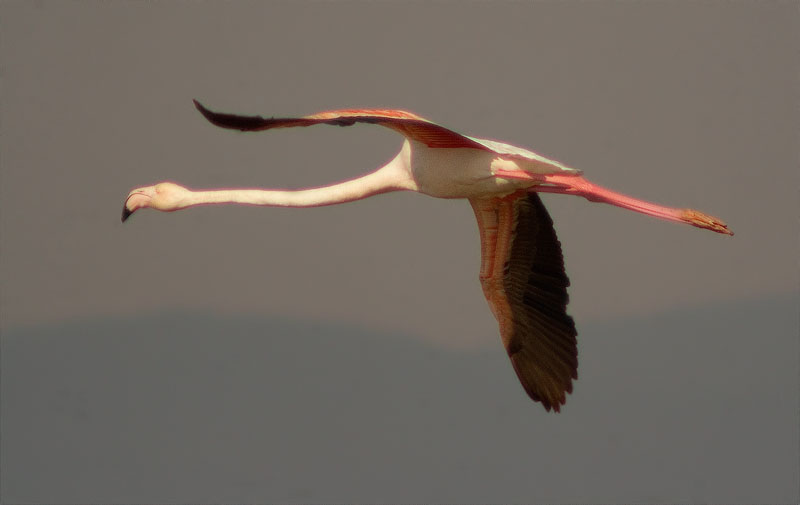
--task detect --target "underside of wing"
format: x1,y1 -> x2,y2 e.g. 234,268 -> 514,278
504,193 -> 578,411
193,100 -> 489,150
472,192 -> 578,412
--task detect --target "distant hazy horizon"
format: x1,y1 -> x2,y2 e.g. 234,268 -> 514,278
3,292 -> 798,503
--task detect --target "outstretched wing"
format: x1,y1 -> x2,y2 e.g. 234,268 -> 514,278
470,192 -> 578,412
193,100 -> 488,150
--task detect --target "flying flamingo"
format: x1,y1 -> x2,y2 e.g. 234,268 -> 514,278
122,100 -> 732,412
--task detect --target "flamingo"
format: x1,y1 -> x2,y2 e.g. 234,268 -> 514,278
122,100 -> 732,412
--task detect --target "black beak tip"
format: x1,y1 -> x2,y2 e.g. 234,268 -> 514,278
121,206 -> 133,223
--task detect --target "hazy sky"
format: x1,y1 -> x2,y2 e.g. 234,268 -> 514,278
1,2 -> 798,503
2,1 -> 797,347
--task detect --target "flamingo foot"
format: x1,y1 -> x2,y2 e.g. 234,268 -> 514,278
680,209 -> 733,235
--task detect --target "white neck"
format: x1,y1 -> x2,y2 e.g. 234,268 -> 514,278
184,145 -> 415,209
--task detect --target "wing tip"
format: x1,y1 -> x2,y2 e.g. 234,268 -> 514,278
191,98 -> 202,108
533,387 -> 569,413
530,391 -> 565,413
509,343 -> 576,413
514,363 -> 573,413
192,98 -> 220,126
192,98 -> 211,119
192,98 -> 230,128
191,99 -> 270,131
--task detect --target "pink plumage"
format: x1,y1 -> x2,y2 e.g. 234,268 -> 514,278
123,100 -> 732,411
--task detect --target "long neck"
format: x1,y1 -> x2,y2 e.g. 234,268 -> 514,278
184,150 -> 414,209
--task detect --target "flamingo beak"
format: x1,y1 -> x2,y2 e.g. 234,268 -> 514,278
121,189 -> 151,223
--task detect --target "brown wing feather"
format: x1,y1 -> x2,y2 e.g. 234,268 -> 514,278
192,100 -> 489,150
503,193 -> 578,411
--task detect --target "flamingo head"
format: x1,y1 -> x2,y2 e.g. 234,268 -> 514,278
122,182 -> 191,222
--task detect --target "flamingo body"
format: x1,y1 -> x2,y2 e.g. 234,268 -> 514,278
122,101 -> 732,412
407,142 -> 534,198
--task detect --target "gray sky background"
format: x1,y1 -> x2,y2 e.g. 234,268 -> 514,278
1,1 -> 798,503
1,1 -> 797,346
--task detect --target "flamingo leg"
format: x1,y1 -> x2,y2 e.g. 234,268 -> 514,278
492,168 -> 732,235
